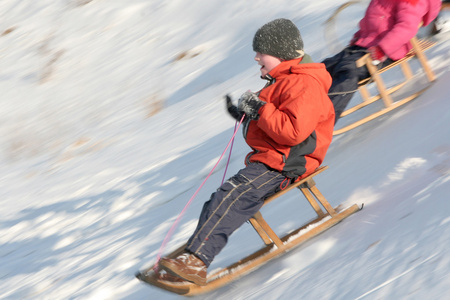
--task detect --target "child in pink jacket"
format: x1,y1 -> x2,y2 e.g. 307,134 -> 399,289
324,0 -> 441,123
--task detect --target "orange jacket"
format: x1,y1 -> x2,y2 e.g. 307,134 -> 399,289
244,58 -> 335,180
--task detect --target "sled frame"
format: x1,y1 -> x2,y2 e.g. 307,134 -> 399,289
333,36 -> 436,135
136,166 -> 362,296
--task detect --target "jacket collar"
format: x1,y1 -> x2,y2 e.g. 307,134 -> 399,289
265,54 -> 314,80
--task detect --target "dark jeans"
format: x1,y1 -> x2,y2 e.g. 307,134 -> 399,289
185,163 -> 285,267
323,46 -> 393,123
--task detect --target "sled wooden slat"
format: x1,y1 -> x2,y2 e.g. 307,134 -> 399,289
248,214 -> 273,245
136,166 -> 362,296
310,184 -> 337,216
400,60 -> 414,80
300,186 -> 326,218
410,37 -> 436,82
250,211 -> 284,248
334,36 -> 436,135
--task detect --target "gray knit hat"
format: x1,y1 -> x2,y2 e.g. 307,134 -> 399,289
253,18 -> 304,60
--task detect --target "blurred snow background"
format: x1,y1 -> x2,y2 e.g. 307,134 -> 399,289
0,0 -> 449,299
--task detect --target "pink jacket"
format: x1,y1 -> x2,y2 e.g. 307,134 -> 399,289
353,0 -> 441,60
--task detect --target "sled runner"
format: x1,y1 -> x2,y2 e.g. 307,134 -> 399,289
136,166 -> 362,296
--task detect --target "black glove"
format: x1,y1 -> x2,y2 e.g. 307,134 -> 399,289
225,95 -> 244,121
238,91 -> 266,120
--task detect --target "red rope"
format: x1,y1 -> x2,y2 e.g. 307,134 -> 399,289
221,120 -> 238,185
153,115 -> 245,272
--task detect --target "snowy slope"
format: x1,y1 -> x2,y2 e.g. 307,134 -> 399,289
0,1 -> 449,299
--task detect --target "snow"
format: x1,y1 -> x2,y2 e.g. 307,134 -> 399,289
435,9 -> 450,34
0,0 -> 449,299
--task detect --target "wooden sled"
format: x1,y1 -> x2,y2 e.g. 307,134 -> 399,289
136,166 -> 362,296
333,36 -> 437,135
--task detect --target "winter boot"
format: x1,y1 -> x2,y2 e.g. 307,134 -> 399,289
159,253 -> 207,286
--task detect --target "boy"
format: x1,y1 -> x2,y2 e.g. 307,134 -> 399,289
159,18 -> 335,285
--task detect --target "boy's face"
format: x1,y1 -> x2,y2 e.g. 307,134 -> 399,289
254,52 -> 282,77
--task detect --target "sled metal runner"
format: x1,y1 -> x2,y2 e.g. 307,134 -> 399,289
333,36 -> 437,136
136,166 -> 362,296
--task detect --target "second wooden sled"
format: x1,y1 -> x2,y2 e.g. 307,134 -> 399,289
136,166 -> 362,296
333,36 -> 437,136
